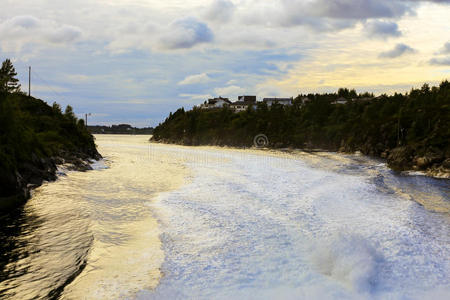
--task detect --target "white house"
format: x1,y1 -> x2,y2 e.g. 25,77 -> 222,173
263,97 -> 293,106
200,97 -> 231,109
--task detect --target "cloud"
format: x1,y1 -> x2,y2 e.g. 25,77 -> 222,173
159,18 -> 214,49
437,41 -> 450,54
365,20 -> 402,39
408,0 -> 450,2
6,15 -> 40,29
429,56 -> 450,65
0,15 -> 82,52
309,0 -> 413,19
379,43 -> 416,58
238,0 -> 414,33
204,0 -> 236,23
214,85 -> 245,97
46,25 -> 82,43
179,93 -> 213,101
178,73 -> 213,85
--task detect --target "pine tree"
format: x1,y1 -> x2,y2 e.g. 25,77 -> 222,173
0,59 -> 21,93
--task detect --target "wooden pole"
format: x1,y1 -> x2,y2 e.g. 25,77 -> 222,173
28,66 -> 31,96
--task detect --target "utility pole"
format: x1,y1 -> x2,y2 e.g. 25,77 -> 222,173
85,113 -> 91,126
28,66 -> 31,96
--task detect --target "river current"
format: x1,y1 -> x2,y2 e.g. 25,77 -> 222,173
0,135 -> 449,299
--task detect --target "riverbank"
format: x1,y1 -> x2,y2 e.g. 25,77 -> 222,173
0,92 -> 101,212
0,135 -> 189,299
151,81 -> 450,178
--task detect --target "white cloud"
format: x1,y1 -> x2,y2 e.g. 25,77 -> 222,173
214,85 -> 245,97
178,73 -> 212,85
0,15 -> 82,52
45,25 -> 82,43
204,0 -> 236,23
179,93 -> 213,101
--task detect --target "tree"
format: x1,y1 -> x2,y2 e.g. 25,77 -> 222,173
64,105 -> 77,122
338,88 -> 349,98
0,59 -> 21,93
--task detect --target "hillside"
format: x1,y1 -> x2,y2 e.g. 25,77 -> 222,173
0,92 -> 101,210
152,81 -> 450,177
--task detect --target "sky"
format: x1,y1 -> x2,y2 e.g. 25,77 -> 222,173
1,0 -> 449,127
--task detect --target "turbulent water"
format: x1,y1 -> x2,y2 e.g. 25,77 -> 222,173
0,135 -> 449,299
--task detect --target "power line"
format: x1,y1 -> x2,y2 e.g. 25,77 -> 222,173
27,67 -> 91,120
31,68 -> 68,103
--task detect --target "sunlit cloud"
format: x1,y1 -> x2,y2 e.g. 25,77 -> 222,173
178,73 -> 213,85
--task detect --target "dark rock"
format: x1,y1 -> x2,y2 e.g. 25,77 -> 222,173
380,150 -> 389,159
387,146 -> 414,171
443,158 -> 450,169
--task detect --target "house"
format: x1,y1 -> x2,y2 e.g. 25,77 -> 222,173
300,97 -> 312,105
230,95 -> 258,112
200,96 -> 231,109
332,97 -> 348,105
231,101 -> 256,112
263,97 -> 293,106
238,95 -> 257,103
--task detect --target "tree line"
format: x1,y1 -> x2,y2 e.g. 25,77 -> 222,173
152,81 -> 450,172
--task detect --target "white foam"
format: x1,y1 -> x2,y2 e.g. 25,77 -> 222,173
90,159 -> 108,170
139,147 -> 450,299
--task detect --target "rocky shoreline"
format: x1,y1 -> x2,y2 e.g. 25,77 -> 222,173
384,146 -> 450,178
0,150 -> 102,212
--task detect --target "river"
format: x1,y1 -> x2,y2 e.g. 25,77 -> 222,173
0,135 -> 449,299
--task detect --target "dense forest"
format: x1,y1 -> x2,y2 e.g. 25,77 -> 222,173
0,59 -> 100,210
152,81 -> 450,176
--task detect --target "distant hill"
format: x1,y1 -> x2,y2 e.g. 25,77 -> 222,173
0,92 -> 101,211
88,124 -> 154,135
151,81 -> 450,177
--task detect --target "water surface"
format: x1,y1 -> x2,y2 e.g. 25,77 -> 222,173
0,135 -> 449,299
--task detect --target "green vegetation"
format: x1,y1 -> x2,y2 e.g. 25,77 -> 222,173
88,124 -> 154,135
0,59 -> 21,93
152,81 -> 450,175
0,59 -> 100,210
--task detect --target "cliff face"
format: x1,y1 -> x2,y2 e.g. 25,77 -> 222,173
151,82 -> 450,177
0,92 -> 101,211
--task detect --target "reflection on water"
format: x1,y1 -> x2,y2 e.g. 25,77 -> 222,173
0,135 -> 187,299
